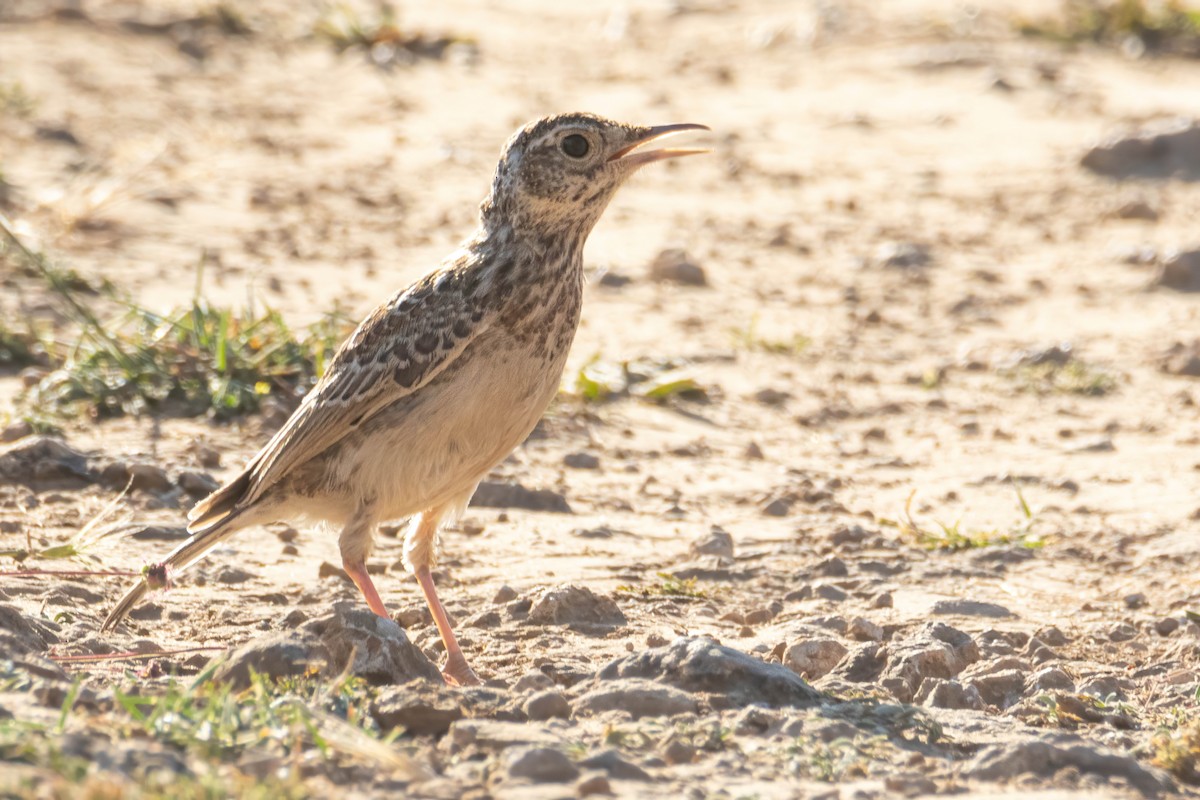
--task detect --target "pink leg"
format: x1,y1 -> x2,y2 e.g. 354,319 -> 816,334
415,566 -> 480,686
343,559 -> 390,619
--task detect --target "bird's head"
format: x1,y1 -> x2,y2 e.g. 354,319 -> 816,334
480,112 -> 708,239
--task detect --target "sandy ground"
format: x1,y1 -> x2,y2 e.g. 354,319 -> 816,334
1,0 -> 1200,797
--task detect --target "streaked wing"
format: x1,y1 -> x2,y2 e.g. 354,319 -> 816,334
236,268 -> 489,507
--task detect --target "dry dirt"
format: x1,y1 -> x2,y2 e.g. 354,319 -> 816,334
1,0 -> 1200,798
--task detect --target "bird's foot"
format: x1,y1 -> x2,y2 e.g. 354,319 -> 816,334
442,656 -> 481,687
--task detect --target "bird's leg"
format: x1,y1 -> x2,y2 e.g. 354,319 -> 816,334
405,509 -> 481,687
343,560 -> 389,618
340,511 -> 389,618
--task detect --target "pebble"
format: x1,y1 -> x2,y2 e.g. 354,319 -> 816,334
660,738 -> 695,765
524,690 -> 570,721
847,617 -> 884,642
1027,667 -> 1074,694
527,585 -> 626,628
472,481 -> 572,513
648,248 -> 708,286
914,677 -> 984,710
178,470 -> 219,496
1156,248 -> 1200,291
563,452 -> 600,469
1108,622 -> 1137,642
813,583 -> 847,602
572,679 -> 697,719
575,772 -> 612,797
503,746 -> 580,783
596,636 -> 821,707
690,527 -> 734,559
784,639 -> 848,680
967,739 -> 1168,797
493,585 -> 518,604
929,599 -> 1014,618
880,622 -> 980,703
1155,616 -> 1180,636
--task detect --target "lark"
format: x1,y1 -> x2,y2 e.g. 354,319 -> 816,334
101,112 -> 708,685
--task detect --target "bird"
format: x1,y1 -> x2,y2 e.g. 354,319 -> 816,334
100,112 -> 708,686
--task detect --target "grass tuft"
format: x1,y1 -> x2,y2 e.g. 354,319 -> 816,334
881,484 -> 1047,552
617,572 -> 710,600
1016,0 -> 1200,56
568,356 -> 707,404
1,212 -> 353,420
1009,358 -> 1119,397
729,317 -> 811,356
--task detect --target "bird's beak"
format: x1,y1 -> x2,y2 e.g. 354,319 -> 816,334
608,123 -> 711,167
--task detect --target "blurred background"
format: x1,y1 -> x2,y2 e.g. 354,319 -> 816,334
2,1 -> 1200,796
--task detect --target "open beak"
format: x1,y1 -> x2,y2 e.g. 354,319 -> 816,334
608,123 -> 711,167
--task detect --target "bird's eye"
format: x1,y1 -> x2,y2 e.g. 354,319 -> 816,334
561,134 -> 590,159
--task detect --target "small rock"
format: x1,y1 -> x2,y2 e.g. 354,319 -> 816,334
563,452 -> 600,470
212,604 -> 440,688
0,420 -> 33,443
873,241 -> 931,269
1078,674 -> 1135,700
1034,626 -> 1069,647
578,749 -> 651,781
871,592 -> 894,609
813,583 -> 847,602
762,497 -> 792,517
660,738 -> 695,765
1160,340 -> 1200,377
1113,198 -> 1159,221
596,636 -> 820,707
967,739 -> 1170,797
1108,622 -> 1138,642
523,690 -> 569,722
575,772 -> 613,796
1123,592 -> 1148,610
880,622 -> 980,703
371,684 -> 464,735
598,270 -> 631,288
966,669 -> 1026,708
178,471 -> 219,497
1082,117 -> 1200,179
1155,616 -> 1180,636
127,463 -> 173,493
929,599 -> 1014,618
914,677 -> 985,710
1027,667 -> 1074,694
0,436 -> 89,483
214,566 -> 253,584
648,248 -> 708,286
504,746 -> 579,783
815,557 -> 848,577
472,481 -> 571,513
572,679 -> 697,719
513,671 -> 554,694
753,387 -> 791,406
190,440 -> 221,469
784,639 -> 848,680
528,585 -> 626,628
732,705 -> 780,735
1155,248 -> 1200,292
847,617 -> 884,642
690,527 -> 734,559
448,719 -> 563,754
884,773 -> 938,797
493,585 -> 518,604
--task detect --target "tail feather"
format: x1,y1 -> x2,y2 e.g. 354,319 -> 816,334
100,510 -> 246,632
187,467 -> 253,530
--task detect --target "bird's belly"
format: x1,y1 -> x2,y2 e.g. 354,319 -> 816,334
335,342 -> 567,520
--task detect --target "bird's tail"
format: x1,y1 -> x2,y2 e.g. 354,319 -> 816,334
100,510 -> 246,632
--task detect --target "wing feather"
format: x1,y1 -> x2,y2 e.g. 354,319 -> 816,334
230,268 -> 490,508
